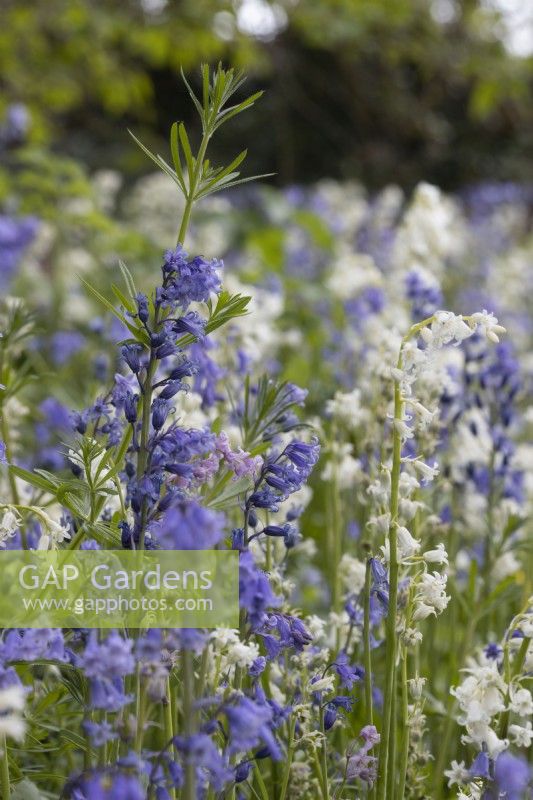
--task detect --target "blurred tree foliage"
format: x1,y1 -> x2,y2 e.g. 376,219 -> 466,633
1,0 -> 532,189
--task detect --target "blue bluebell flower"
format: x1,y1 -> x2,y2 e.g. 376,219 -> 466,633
78,632 -> 135,680
493,751 -> 531,800
224,696 -> 282,760
50,331 -> 85,366
333,651 -> 364,690
121,344 -> 143,374
66,770 -> 145,799
0,215 -> 38,288
469,749 -> 491,779
324,696 -> 354,730
239,551 -> 280,630
0,629 -> 67,663
159,248 -> 222,309
173,733 -> 231,791
152,501 -> 225,550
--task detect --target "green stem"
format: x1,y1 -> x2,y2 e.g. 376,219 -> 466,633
0,413 -> 19,509
498,636 -> 530,739
254,762 -> 270,800
376,363 -> 403,800
312,745 -> 327,800
279,717 -> 297,800
397,652 -> 410,799
177,130 -> 211,246
134,666 -> 145,754
163,675 -> 177,800
432,613 -> 477,796
68,493 -> 107,550
0,390 -> 25,549
83,711 -> 92,770
0,736 -> 10,800
182,650 -> 196,800
386,681 -> 397,799
319,707 -> 330,800
363,557 -> 374,726
136,353 -> 157,551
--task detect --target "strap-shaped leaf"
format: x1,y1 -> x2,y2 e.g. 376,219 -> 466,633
128,130 -> 186,192
10,465 -> 59,493
214,91 -> 264,131
111,284 -> 136,315
118,259 -> 138,301
178,122 -> 195,184
197,172 -> 274,200
197,149 -> 247,196
170,122 -> 186,187
202,63 -> 210,112
204,475 -> 251,510
180,67 -> 205,124
80,278 -> 150,346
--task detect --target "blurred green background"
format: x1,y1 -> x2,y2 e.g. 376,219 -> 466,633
1,0 -> 532,189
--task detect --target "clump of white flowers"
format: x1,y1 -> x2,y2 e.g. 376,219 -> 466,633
412,571 -> 450,621
449,600 -> 533,797
321,442 -> 362,490
209,628 -> 260,675
451,662 -> 509,757
392,311 -> 506,443
325,388 -> 370,431
393,183 -> 463,277
338,554 -> 367,595
0,684 -> 26,744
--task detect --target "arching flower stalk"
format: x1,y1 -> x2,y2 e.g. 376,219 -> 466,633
376,310 -> 505,799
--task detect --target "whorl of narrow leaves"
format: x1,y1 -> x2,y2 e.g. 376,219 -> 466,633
129,63 -> 272,204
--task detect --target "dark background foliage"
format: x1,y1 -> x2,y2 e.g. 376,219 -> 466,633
1,0 -> 532,189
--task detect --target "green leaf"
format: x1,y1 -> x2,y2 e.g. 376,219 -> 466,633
80,278 -> 150,346
503,514 -> 525,541
89,521 -> 121,546
170,122 -> 185,187
205,291 -> 251,333
33,687 -> 66,715
118,260 -> 138,301
79,277 -> 124,319
128,129 -> 168,170
467,558 -> 478,602
202,64 -> 210,112
58,667 -> 88,708
210,416 -> 223,435
180,68 -> 205,123
204,476 -> 251,510
59,492 -> 91,520
9,465 -> 58,494
178,122 -> 195,183
214,91 -> 264,130
174,292 -> 251,348
128,131 -> 185,192
196,149 -> 247,196
57,728 -> 91,752
197,173 -> 274,200
478,576 -> 519,620
111,284 -> 136,314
